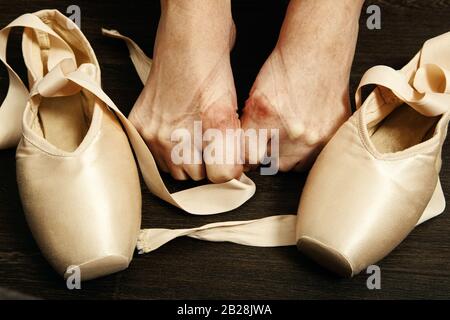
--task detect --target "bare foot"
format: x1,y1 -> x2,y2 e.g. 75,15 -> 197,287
129,0 -> 242,182
242,0 -> 364,171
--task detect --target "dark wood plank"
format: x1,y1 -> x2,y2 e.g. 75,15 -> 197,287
0,0 -> 449,299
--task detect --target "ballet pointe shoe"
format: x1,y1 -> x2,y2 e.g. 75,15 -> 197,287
296,32 -> 450,277
18,65 -> 141,281
17,63 -> 141,281
3,11 -> 141,281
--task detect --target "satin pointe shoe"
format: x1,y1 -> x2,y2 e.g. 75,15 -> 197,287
1,11 -> 141,280
296,32 -> 450,277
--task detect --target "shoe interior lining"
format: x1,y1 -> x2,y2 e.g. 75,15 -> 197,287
31,90 -> 93,152
369,103 -> 440,154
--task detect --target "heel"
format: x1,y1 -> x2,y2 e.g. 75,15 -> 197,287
416,179 -> 446,225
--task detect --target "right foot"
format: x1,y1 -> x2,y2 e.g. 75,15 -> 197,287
129,0 -> 242,182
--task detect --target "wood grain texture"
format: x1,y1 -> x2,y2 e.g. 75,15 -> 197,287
0,0 -> 449,299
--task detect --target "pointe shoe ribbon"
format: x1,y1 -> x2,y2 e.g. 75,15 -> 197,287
32,59 -> 96,97
356,63 -> 450,116
137,215 -> 297,253
101,29 -> 152,84
356,33 -> 450,117
0,13 -> 77,149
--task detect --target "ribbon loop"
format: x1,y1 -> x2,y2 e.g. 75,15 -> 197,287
355,63 -> 450,117
34,59 -> 97,98
355,32 -> 450,117
414,64 -> 450,94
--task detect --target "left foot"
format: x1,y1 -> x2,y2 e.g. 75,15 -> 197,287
242,0 -> 364,171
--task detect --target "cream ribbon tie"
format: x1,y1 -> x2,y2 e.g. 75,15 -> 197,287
356,63 -> 450,116
30,59 -> 96,98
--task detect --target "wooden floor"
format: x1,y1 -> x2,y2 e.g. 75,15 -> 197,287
0,0 -> 449,299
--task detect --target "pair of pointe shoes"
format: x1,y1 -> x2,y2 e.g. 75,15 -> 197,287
1,10 -> 448,281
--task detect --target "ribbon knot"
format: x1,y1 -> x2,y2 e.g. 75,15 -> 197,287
33,58 -> 97,98
356,62 -> 450,117
406,63 -> 450,116
413,63 -> 450,95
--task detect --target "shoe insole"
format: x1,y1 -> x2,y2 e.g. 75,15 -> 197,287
38,93 -> 89,152
370,104 -> 439,154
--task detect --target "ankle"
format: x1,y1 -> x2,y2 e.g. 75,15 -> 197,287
161,0 -> 233,34
161,0 -> 232,16
157,0 -> 234,54
277,0 -> 362,49
286,0 -> 364,21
